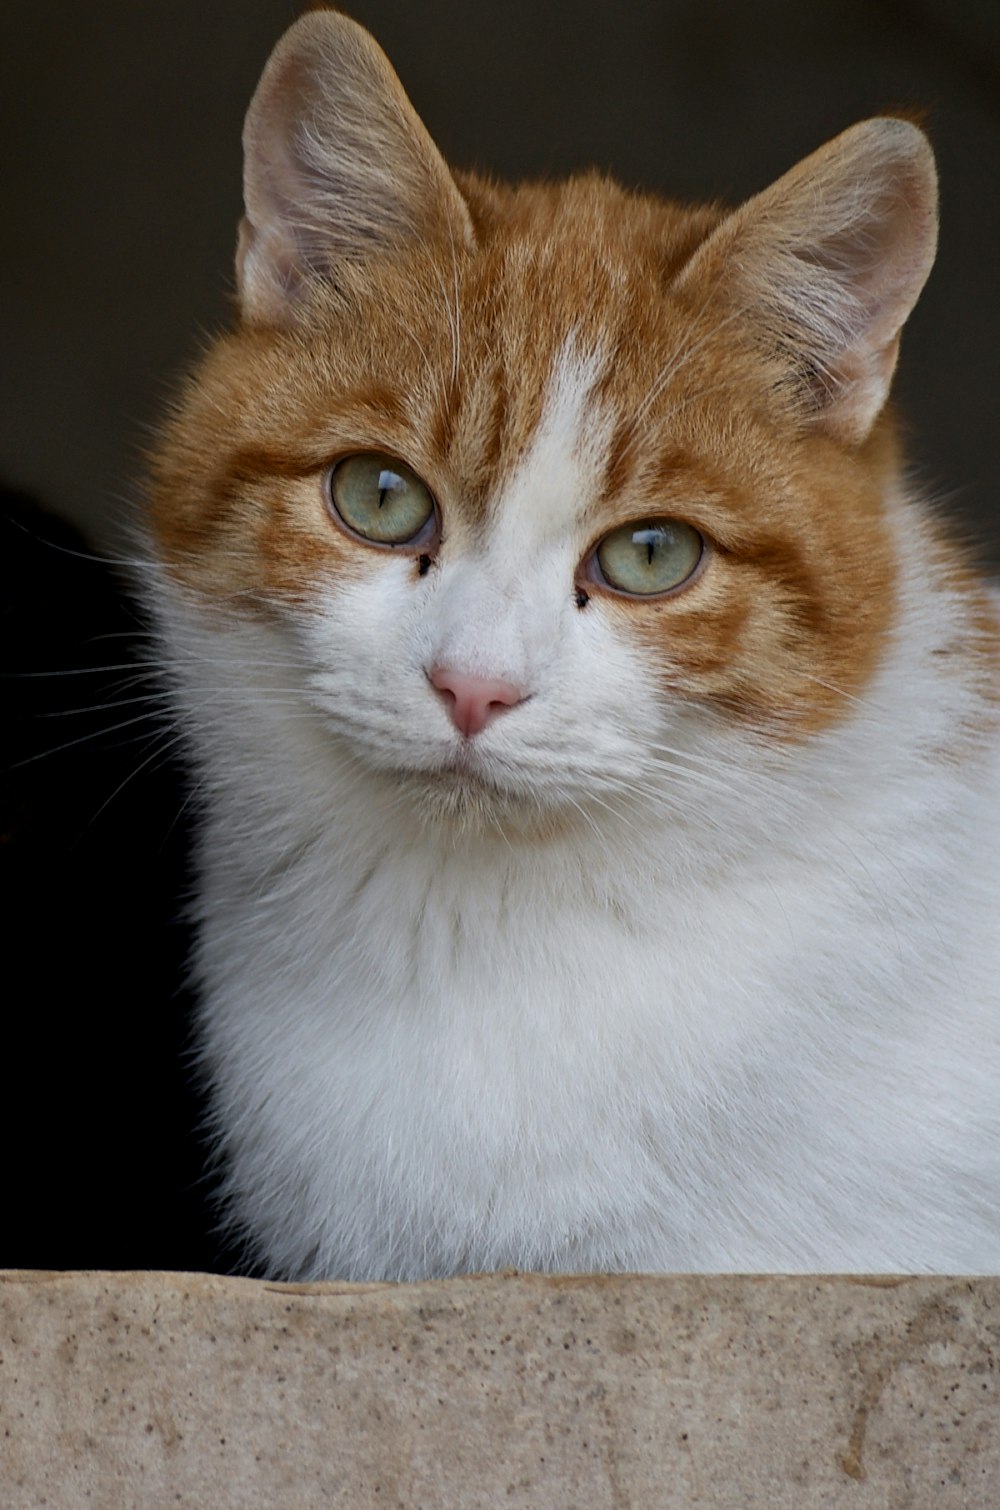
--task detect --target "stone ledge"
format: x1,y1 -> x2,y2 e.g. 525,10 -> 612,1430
1,1270 -> 997,1507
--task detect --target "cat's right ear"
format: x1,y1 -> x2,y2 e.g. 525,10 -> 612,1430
236,12 -> 474,326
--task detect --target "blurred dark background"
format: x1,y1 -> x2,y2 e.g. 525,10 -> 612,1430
3,0 -> 999,558
2,0 -> 998,1273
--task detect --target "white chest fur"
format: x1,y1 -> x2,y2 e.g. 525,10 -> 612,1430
163,555 -> 1000,1279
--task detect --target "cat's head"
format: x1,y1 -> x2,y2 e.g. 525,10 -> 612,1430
149,13 -> 938,831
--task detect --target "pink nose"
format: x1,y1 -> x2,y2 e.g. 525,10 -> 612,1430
429,665 -> 525,738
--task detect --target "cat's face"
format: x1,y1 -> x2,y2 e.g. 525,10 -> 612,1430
148,14 -> 937,830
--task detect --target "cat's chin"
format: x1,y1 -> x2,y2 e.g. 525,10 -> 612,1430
396,755 -> 582,840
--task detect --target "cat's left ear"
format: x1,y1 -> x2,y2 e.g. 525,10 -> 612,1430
236,13 -> 475,325
677,118 -> 938,445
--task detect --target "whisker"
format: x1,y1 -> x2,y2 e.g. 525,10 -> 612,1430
10,709 -> 170,767
4,660 -> 170,679
79,728 -> 194,834
31,691 -> 166,719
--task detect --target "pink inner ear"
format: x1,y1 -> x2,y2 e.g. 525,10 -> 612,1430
429,666 -> 526,738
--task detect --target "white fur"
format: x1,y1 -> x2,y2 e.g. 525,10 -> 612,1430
151,338 -> 1000,1281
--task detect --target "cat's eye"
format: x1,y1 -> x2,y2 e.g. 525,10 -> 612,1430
590,518 -> 703,597
328,453 -> 436,546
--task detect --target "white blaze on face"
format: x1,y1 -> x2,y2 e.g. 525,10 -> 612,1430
427,337 -> 612,687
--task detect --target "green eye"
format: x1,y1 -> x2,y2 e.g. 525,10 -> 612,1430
594,518 -> 703,596
328,453 -> 436,545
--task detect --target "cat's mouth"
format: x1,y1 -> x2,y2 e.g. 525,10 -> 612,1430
397,743 -> 575,834
425,744 -> 521,798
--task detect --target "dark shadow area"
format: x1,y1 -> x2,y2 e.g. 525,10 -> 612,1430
1,488 -> 243,1272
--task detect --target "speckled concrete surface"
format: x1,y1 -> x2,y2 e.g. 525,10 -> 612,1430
1,1271 -> 997,1507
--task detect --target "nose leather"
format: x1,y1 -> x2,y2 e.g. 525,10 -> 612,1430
429,665 -> 525,738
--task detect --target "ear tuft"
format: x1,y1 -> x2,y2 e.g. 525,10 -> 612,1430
237,13 -> 474,325
678,118 -> 938,444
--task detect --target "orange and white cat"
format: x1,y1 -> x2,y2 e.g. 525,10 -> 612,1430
148,12 -> 1000,1279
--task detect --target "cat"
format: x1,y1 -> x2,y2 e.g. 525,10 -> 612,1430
146,10 -> 1000,1281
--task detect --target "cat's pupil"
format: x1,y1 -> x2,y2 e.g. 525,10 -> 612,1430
639,530 -> 659,565
377,469 -> 401,508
